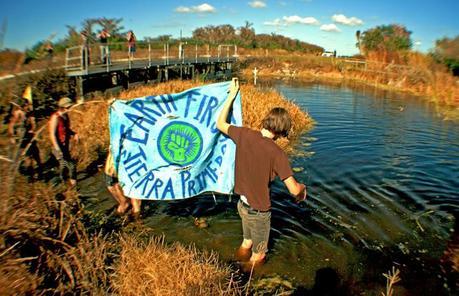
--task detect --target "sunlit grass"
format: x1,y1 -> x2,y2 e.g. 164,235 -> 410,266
112,235 -> 242,296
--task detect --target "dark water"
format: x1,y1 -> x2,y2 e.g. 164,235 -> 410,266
81,82 -> 459,294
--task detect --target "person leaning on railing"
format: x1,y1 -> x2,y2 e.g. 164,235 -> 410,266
127,30 -> 136,60
80,31 -> 90,67
98,29 -> 111,64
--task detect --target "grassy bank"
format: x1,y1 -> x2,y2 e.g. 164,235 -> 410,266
0,81 -> 312,295
237,53 -> 459,112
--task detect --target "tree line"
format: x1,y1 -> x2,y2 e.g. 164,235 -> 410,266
356,24 -> 458,75
1,17 -> 458,75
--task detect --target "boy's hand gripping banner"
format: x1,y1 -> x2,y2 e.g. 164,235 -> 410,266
109,81 -> 242,200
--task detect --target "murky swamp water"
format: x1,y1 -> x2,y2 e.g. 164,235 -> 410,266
80,81 -> 459,294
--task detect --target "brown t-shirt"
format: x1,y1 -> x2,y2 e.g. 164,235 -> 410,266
228,126 -> 293,211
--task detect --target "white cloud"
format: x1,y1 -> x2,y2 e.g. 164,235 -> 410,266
283,15 -> 319,25
249,1 -> 266,8
175,3 -> 216,13
264,15 -> 319,26
264,18 -> 285,26
320,24 -> 341,32
332,14 -> 363,26
414,41 -> 422,46
175,6 -> 191,13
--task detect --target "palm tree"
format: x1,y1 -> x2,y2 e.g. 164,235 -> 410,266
356,30 -> 362,55
98,17 -> 124,38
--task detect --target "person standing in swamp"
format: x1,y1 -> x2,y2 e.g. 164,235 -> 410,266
48,97 -> 78,187
105,150 -> 142,218
216,78 -> 307,271
8,98 -> 42,179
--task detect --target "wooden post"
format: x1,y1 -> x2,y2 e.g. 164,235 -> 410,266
157,66 -> 162,82
148,42 -> 151,67
76,76 -> 84,102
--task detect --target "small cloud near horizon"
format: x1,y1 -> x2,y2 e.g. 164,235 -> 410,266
284,15 -> 319,25
249,1 -> 266,8
320,24 -> 341,32
175,3 -> 216,14
264,18 -> 285,26
332,14 -> 363,26
265,15 -> 319,26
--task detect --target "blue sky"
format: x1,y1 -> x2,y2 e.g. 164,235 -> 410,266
1,0 -> 458,55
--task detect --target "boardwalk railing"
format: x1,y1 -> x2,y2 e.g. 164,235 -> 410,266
65,41 -> 238,73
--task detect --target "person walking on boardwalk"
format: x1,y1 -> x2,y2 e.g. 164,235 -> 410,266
126,30 -> 136,60
216,78 -> 307,271
105,150 -> 142,218
97,28 -> 110,64
48,97 -> 78,187
80,31 -> 90,67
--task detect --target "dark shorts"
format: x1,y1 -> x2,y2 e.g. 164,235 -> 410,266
129,46 -> 136,53
237,199 -> 271,254
105,173 -> 118,187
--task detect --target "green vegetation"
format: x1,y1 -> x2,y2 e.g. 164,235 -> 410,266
357,24 -> 412,54
432,36 -> 459,75
191,22 -> 323,53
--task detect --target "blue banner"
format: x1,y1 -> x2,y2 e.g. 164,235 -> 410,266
109,81 -> 242,200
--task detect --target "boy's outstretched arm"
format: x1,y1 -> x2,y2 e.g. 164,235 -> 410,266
284,176 -> 307,202
216,78 -> 239,135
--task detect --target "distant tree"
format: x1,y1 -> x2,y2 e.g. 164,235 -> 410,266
81,18 -> 98,41
157,35 -> 172,42
359,24 -> 412,55
237,21 -> 256,47
192,21 -> 324,53
97,17 -> 124,38
192,25 -> 214,43
432,35 -> 459,75
64,25 -> 81,46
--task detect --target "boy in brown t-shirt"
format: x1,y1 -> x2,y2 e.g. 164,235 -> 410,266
217,78 -> 307,270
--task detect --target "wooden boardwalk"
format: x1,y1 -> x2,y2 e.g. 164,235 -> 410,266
66,56 -> 237,77
64,42 -> 238,95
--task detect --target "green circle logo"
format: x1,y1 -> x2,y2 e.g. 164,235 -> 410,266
157,121 -> 203,166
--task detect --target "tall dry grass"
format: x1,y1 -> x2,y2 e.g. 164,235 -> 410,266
0,163 -> 113,295
239,52 -> 459,108
112,235 -> 242,296
0,160 -> 245,295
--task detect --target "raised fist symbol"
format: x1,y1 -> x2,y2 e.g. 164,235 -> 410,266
167,132 -> 189,162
